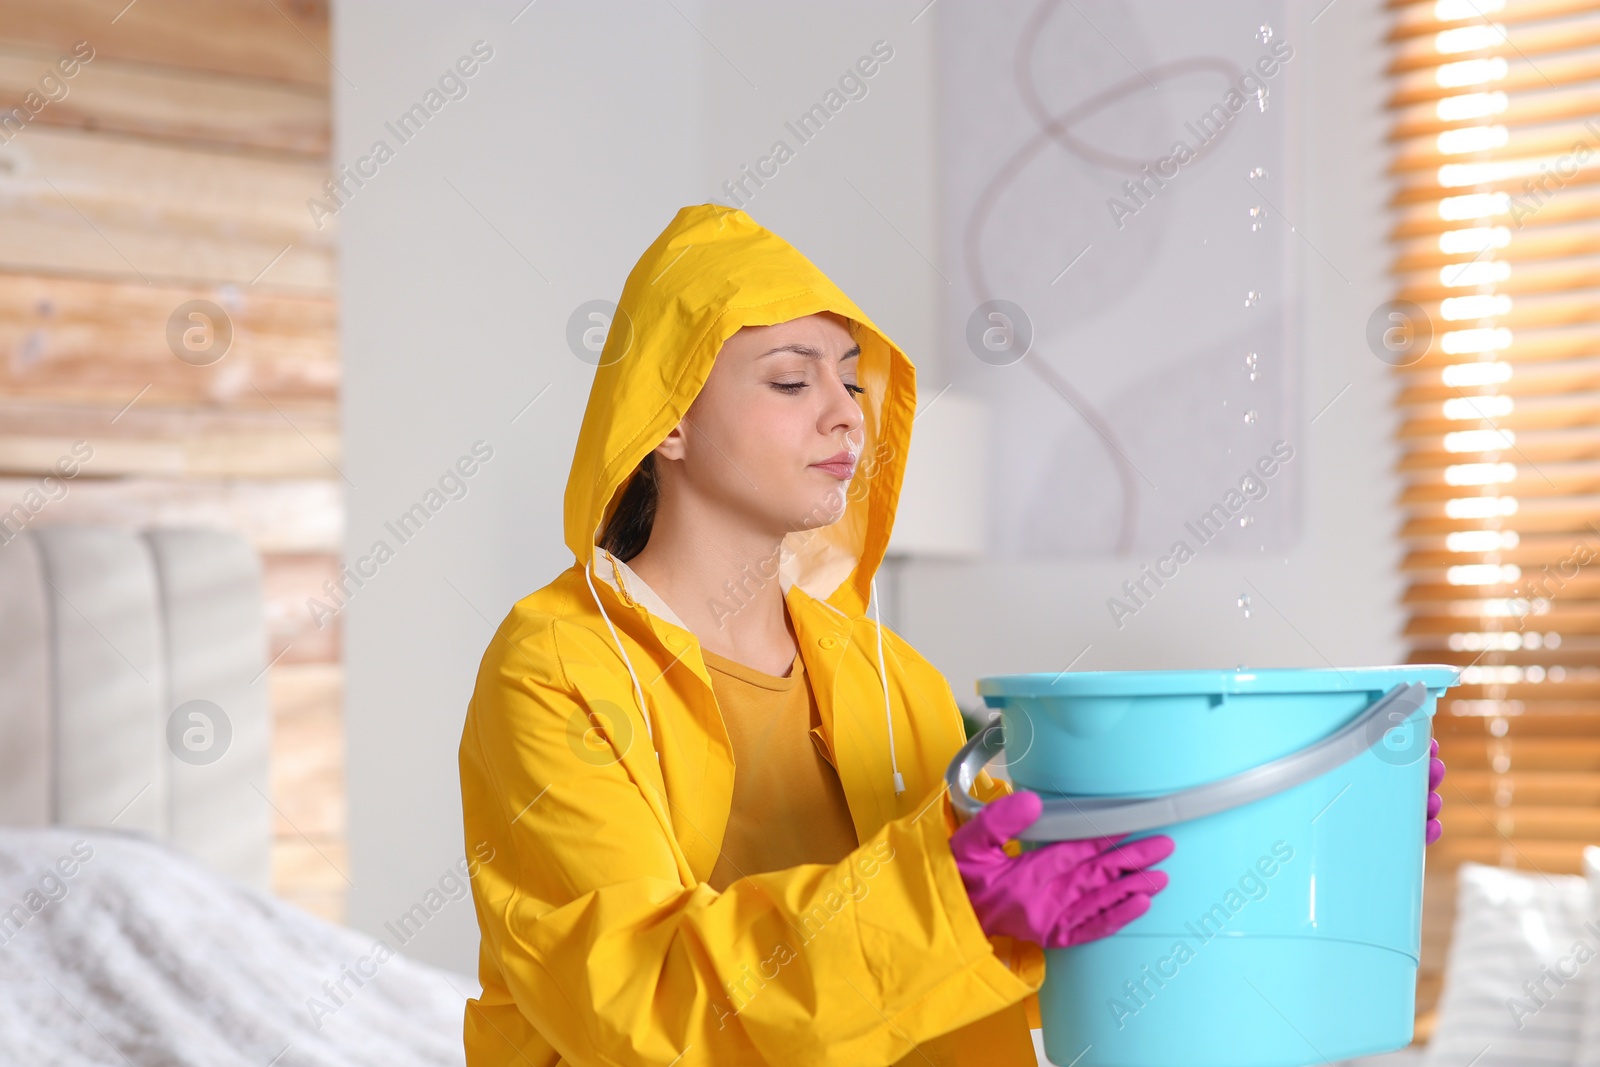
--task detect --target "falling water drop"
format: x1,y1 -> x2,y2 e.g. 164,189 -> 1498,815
1237,594 -> 1252,619
1244,291 -> 1261,307
1243,409 -> 1258,425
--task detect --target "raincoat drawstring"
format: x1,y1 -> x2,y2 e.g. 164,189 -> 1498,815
872,574 -> 905,795
584,550 -> 904,794
584,552 -> 658,754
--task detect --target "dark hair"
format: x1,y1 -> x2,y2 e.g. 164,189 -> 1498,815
599,451 -> 658,561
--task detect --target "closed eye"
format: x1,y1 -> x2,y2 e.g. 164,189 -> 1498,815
770,381 -> 867,397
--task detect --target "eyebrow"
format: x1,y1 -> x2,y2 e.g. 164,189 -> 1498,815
757,342 -> 861,361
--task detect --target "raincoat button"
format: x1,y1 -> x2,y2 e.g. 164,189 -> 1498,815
818,636 -> 839,650
666,633 -> 686,649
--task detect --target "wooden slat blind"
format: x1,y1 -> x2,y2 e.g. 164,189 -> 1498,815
1387,0 -> 1600,1041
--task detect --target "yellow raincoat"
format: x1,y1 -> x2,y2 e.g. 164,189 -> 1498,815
459,203 -> 1045,1066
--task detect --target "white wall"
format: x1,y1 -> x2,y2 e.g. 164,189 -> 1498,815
910,0 -> 1406,706
333,0 -> 940,974
333,0 -> 1397,974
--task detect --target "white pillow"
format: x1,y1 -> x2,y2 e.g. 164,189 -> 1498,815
1575,846 -> 1600,1065
1422,861 -> 1592,1067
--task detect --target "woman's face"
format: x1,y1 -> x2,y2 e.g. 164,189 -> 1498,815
653,311 -> 866,536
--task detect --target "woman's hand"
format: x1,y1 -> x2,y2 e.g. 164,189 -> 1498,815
949,790 -> 1174,949
1427,737 -> 1445,845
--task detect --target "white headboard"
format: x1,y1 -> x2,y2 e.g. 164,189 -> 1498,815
0,526 -> 271,891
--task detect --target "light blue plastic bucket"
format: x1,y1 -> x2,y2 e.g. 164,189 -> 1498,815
949,665 -> 1462,1067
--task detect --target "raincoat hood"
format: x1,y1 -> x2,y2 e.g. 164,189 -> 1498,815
564,203 -> 917,618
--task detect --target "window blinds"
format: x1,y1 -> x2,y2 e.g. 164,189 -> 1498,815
1389,0 -> 1600,872
1387,0 -> 1600,1037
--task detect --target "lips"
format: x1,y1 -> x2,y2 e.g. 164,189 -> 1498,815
811,450 -> 856,479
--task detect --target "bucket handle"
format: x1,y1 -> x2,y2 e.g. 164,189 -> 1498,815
945,681 -> 1430,841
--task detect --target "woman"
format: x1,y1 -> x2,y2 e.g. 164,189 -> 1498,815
457,204 -> 1446,1066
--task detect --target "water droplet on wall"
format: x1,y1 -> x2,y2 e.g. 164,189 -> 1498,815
1243,409 -> 1258,425
1248,167 -> 1267,179
1257,23 -> 1274,43
1244,291 -> 1260,307
1237,594 -> 1252,619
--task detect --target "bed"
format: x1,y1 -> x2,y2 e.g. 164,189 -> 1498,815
0,525 -> 471,1066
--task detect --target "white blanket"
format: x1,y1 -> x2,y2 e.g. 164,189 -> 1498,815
0,827 -> 472,1066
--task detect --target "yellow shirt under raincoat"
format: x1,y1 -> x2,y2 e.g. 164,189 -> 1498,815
458,203 -> 1045,1066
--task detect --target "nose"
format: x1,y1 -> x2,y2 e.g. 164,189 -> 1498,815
823,368 -> 864,442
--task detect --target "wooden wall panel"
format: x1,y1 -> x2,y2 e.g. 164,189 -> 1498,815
262,552 -> 343,665
0,44 -> 328,155
0,402 -> 340,479
0,0 -> 332,88
269,661 -> 344,922
0,127 -> 334,291
0,272 -> 336,409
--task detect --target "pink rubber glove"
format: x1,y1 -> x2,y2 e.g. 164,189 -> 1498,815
1427,737 -> 1445,845
950,790 -> 1175,948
